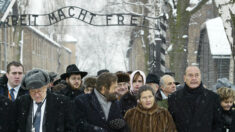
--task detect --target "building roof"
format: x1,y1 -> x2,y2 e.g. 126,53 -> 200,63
27,26 -> 61,48
206,17 -> 231,56
27,27 -> 72,53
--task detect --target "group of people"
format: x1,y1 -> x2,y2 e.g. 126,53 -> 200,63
0,61 -> 235,132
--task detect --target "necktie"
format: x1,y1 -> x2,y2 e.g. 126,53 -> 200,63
33,102 -> 43,132
10,88 -> 15,101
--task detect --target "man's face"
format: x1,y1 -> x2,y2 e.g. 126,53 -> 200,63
29,85 -> 48,103
104,81 -> 118,101
6,66 -> 23,88
66,74 -> 82,90
184,67 -> 201,89
132,76 -> 143,94
161,76 -> 176,96
116,82 -> 129,96
147,83 -> 159,93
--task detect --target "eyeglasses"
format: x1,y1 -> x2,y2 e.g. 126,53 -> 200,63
30,89 -> 47,95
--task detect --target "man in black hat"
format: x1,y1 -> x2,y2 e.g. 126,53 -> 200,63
146,73 -> 162,101
14,69 -> 75,132
59,64 -> 87,100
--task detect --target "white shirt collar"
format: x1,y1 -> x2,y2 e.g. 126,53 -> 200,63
32,98 -> 47,132
7,83 -> 21,97
160,90 -> 168,99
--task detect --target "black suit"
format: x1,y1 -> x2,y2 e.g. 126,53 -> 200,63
0,95 -> 14,132
168,83 -> 223,132
74,91 -> 128,132
0,82 -> 28,100
14,91 -> 75,132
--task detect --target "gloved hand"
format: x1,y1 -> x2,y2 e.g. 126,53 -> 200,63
108,118 -> 126,130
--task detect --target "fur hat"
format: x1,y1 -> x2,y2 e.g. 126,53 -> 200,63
49,72 -> 57,82
116,72 -> 130,83
83,76 -> 97,88
22,69 -> 50,90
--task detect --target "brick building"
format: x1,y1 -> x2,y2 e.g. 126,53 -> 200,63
0,26 -> 74,74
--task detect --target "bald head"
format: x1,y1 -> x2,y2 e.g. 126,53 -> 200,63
184,66 -> 201,89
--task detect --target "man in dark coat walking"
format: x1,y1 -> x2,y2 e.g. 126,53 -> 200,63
0,61 -> 28,101
75,72 -> 128,132
0,94 -> 14,132
14,69 -> 75,132
57,64 -> 87,100
168,66 -> 223,132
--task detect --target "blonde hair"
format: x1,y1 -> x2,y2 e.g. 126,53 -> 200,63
217,87 -> 235,101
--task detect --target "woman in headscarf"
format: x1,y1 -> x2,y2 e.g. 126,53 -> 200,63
119,70 -> 146,115
124,85 -> 177,132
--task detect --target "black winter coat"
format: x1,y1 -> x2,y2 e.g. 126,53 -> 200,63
168,83 -> 223,132
14,91 -> 75,132
119,92 -> 137,116
231,110 -> 235,132
74,91 -> 128,132
221,109 -> 234,132
58,83 -> 84,100
155,89 -> 163,101
0,95 -> 14,132
0,74 -> 28,100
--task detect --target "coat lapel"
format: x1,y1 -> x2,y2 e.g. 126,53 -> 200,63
90,92 -> 107,122
107,101 -> 121,122
17,95 -> 32,132
44,92 -> 55,132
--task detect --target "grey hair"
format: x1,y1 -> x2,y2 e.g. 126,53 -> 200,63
137,85 -> 155,100
159,75 -> 174,89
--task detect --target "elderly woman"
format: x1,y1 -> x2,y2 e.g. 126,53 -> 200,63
124,85 -> 177,132
217,87 -> 235,132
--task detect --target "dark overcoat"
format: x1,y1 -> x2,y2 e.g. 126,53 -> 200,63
230,110 -> 235,132
168,83 -> 223,132
0,95 -> 14,132
58,83 -> 84,100
74,91 -> 128,132
0,75 -> 28,99
119,92 -> 137,116
14,91 -> 75,132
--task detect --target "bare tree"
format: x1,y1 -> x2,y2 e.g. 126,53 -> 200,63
167,0 -> 210,82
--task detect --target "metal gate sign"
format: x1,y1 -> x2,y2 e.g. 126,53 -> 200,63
0,6 -> 164,30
